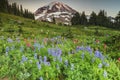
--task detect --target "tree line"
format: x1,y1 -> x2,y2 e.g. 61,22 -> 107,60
0,0 -> 34,19
71,10 -> 120,29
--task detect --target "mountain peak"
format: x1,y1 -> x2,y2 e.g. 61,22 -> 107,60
47,1 -> 64,10
34,1 -> 78,25
50,1 -> 63,4
35,1 -> 77,15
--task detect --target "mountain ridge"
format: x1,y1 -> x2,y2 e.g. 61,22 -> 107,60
34,1 -> 78,25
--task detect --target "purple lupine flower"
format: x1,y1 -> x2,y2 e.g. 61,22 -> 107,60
39,77 -> 43,80
37,44 -> 41,51
47,62 -> 50,66
48,48 -> 52,55
44,56 -> 47,62
86,46 -> 92,54
81,53 -> 84,60
36,62 -> 41,70
76,46 -> 85,52
102,62 -> 109,67
48,48 -> 62,59
76,46 -> 80,52
6,46 -> 10,52
7,38 -> 13,43
48,48 -> 51,55
34,53 -> 37,59
21,55 -> 28,63
51,38 -> 55,42
52,50 -> 57,57
95,50 -> 100,57
64,60 -> 68,67
57,40 -> 62,44
55,49 -> 57,56
71,64 -> 74,70
95,50 -> 104,60
103,70 -> 107,77
57,48 -> 62,57
101,56 -> 104,61
48,48 -> 53,55
98,63 -> 103,68
79,46 -> 84,50
33,42 -> 41,51
44,62 -> 50,66
59,57 -> 62,62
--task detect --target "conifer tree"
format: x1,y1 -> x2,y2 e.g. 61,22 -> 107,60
71,12 -> 80,25
80,12 -> 87,25
20,5 -> 23,16
115,11 -> 120,29
97,10 -> 108,26
89,11 -> 97,25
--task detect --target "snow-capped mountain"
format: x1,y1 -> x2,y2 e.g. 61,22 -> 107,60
34,1 -> 78,25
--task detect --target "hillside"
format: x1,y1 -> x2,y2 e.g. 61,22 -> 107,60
0,13 -> 119,38
0,13 -> 120,80
0,12 -> 120,57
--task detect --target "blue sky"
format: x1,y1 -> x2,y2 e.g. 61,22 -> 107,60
8,0 -> 120,17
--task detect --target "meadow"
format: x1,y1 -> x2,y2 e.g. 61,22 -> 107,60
0,13 -> 120,80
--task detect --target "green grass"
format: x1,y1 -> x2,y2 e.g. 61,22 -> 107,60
1,13 -> 119,38
0,13 -> 120,55
0,13 -> 120,80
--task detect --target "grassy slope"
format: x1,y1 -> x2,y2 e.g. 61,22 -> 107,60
0,12 -> 120,39
0,13 -> 120,80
